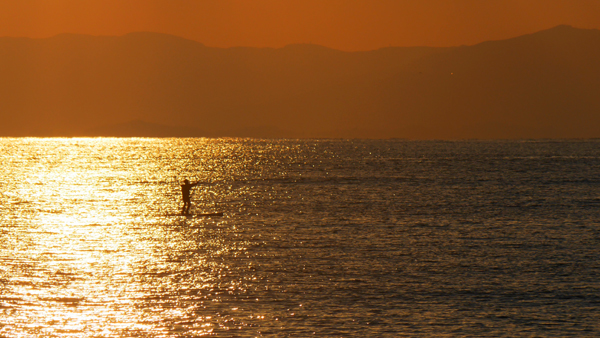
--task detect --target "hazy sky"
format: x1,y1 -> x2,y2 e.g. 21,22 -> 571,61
1,0 -> 599,51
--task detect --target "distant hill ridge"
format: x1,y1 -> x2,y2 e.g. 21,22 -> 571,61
1,25 -> 599,139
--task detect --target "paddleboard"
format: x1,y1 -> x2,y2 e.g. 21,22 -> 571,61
167,212 -> 224,217
194,212 -> 224,217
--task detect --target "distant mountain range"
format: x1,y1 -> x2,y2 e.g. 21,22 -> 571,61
1,25 -> 599,139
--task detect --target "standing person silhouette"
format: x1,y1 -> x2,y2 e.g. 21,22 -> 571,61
181,179 -> 200,215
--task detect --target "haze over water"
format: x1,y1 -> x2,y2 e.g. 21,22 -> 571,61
1,138 -> 599,337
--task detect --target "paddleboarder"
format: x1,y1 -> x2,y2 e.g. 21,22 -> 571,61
181,179 -> 200,215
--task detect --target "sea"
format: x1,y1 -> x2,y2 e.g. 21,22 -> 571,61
1,138 -> 599,337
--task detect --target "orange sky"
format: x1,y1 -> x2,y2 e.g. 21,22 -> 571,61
1,0 -> 599,51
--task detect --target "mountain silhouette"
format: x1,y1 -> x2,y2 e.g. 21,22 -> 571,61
0,25 -> 599,139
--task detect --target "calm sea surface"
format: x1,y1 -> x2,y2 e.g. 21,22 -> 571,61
1,138 -> 599,337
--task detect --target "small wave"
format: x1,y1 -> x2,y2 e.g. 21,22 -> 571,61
37,297 -> 85,304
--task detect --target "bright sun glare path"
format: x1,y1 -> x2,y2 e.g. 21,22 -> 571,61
4,138 -> 178,333
2,137 -> 263,335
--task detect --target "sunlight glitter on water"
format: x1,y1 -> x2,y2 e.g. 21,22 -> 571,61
1,138 -> 263,336
2,138 -> 600,337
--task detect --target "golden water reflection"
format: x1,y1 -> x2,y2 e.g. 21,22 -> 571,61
3,138 -> 600,336
0,138 -> 282,336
